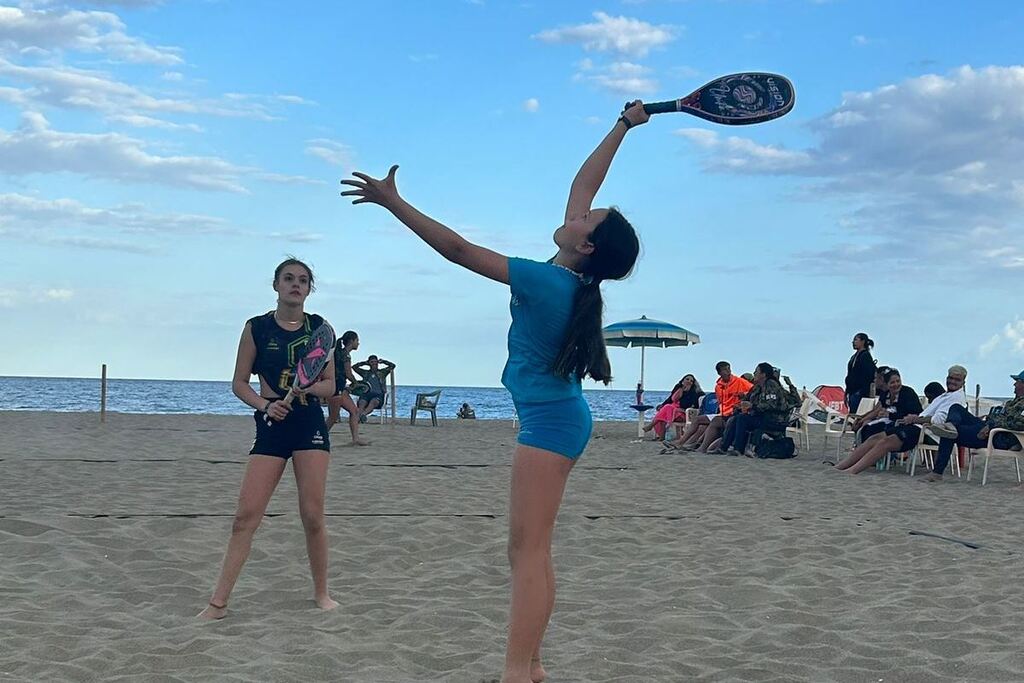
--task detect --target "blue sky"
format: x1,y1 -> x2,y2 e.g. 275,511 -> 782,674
1,0 -> 1023,397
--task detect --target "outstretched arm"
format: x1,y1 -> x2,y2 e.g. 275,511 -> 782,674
341,166 -> 509,284
564,101 -> 649,223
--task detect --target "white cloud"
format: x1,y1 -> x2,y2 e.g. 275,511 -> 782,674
44,287 -> 73,299
575,60 -> 658,96
0,58 -> 286,124
534,11 -> 676,58
523,97 -> 539,112
0,112 -> 249,191
304,138 -> 353,167
851,34 -> 870,46
675,65 -> 1024,277
980,320 -> 1024,357
160,70 -> 183,81
0,5 -> 181,64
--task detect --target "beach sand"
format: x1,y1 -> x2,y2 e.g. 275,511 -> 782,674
2,410 -> 1023,682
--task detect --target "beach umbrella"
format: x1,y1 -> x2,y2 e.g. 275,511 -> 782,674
603,315 -> 701,436
603,315 -> 701,388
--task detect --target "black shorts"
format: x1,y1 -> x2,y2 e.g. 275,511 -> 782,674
360,391 -> 385,406
250,401 -> 330,459
884,424 -> 921,453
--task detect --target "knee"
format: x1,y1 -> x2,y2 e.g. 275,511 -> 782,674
506,525 -> 549,566
300,508 -> 325,534
231,509 -> 262,536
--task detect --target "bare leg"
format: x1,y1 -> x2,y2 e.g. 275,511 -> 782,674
292,449 -> 337,610
698,417 -> 725,452
502,446 -> 574,683
359,398 -> 381,418
846,436 -> 902,474
835,433 -> 884,470
325,395 -> 343,431
683,424 -> 708,448
338,392 -> 368,445
198,455 -> 287,619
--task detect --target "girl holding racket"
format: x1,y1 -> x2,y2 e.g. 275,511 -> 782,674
199,258 -> 339,619
341,102 -> 647,683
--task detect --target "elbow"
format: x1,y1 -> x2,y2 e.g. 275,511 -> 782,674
231,379 -> 249,399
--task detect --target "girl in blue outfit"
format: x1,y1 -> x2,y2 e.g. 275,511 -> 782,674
341,102 -> 648,683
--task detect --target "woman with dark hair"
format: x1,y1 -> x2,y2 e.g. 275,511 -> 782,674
340,102 -> 646,683
835,368 -> 922,474
711,362 -> 789,456
325,330 -> 369,446
844,332 -> 875,412
198,258 -> 338,619
642,374 -> 704,440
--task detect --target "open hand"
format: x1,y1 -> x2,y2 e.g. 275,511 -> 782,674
340,165 -> 401,209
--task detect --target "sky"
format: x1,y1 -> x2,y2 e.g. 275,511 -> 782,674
1,0 -> 1023,397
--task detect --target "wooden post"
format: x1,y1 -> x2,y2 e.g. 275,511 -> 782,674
389,370 -> 397,426
100,364 -> 107,423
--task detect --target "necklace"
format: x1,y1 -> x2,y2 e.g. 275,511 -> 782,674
274,310 -> 304,326
550,262 -> 586,281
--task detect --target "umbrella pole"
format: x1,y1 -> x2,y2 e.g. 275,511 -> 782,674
637,345 -> 647,438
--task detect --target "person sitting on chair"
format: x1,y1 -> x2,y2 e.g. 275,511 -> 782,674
352,354 -> 395,422
642,374 -> 704,441
457,402 -> 477,419
920,370 -> 1024,483
670,361 -> 752,452
848,365 -> 893,443
834,368 -> 922,474
710,362 -> 790,456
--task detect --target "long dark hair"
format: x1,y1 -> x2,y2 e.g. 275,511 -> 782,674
552,208 -> 640,384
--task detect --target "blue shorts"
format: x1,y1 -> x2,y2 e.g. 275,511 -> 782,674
514,396 -> 593,459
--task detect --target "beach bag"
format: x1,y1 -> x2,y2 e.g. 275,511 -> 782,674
755,435 -> 796,459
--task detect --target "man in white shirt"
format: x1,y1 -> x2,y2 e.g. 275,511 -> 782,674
897,365 -> 968,435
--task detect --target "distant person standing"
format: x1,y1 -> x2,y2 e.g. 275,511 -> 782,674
325,330 -> 369,446
844,332 -> 876,412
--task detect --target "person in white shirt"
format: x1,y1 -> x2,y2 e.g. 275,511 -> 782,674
896,364 -> 968,435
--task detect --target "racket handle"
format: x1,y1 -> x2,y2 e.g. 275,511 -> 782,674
263,388 -> 296,426
642,100 -> 681,115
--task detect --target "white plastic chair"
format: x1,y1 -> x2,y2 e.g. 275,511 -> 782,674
823,396 -> 878,462
786,395 -> 812,452
967,428 -> 1024,485
909,426 -> 961,478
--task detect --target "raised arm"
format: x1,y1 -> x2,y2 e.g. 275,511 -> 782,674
341,166 -> 509,284
564,101 -> 649,222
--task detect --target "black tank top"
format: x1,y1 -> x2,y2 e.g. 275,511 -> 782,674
247,311 -> 326,401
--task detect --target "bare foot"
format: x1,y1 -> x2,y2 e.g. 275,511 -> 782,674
919,472 -> 943,483
197,602 -> 227,620
531,657 -> 547,682
315,595 -> 339,611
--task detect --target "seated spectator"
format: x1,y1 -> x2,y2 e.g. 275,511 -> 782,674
457,402 -> 477,419
921,369 -> 1024,483
643,374 -> 704,440
352,354 -> 395,422
710,362 -> 790,456
848,365 -> 894,443
923,381 -> 946,404
669,361 -> 752,452
834,368 -> 922,474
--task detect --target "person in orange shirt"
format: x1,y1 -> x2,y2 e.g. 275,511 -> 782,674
666,361 -> 753,452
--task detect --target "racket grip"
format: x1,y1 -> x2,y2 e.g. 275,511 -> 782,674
643,100 -> 680,115
263,389 -> 296,426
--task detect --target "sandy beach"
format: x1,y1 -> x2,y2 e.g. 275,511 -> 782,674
2,410 -> 1023,682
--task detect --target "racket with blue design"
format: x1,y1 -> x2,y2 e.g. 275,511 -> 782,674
265,322 -> 336,425
637,72 -> 794,125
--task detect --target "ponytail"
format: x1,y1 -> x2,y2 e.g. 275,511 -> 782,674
551,207 -> 639,385
552,280 -> 611,383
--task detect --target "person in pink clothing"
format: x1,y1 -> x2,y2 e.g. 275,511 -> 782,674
642,374 -> 704,440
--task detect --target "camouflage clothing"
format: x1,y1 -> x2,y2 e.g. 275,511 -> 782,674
990,395 -> 1024,433
749,378 -> 791,431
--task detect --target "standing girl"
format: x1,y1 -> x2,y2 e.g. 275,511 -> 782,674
198,259 -> 338,619
340,103 -> 648,683
844,332 -> 875,412
326,330 -> 369,445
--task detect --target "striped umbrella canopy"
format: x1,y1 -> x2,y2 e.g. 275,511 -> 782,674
602,315 -> 701,389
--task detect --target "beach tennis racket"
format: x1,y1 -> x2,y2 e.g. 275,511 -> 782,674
636,72 -> 794,125
264,322 -> 336,425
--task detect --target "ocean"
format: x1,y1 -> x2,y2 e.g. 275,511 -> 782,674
0,376 -> 667,422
